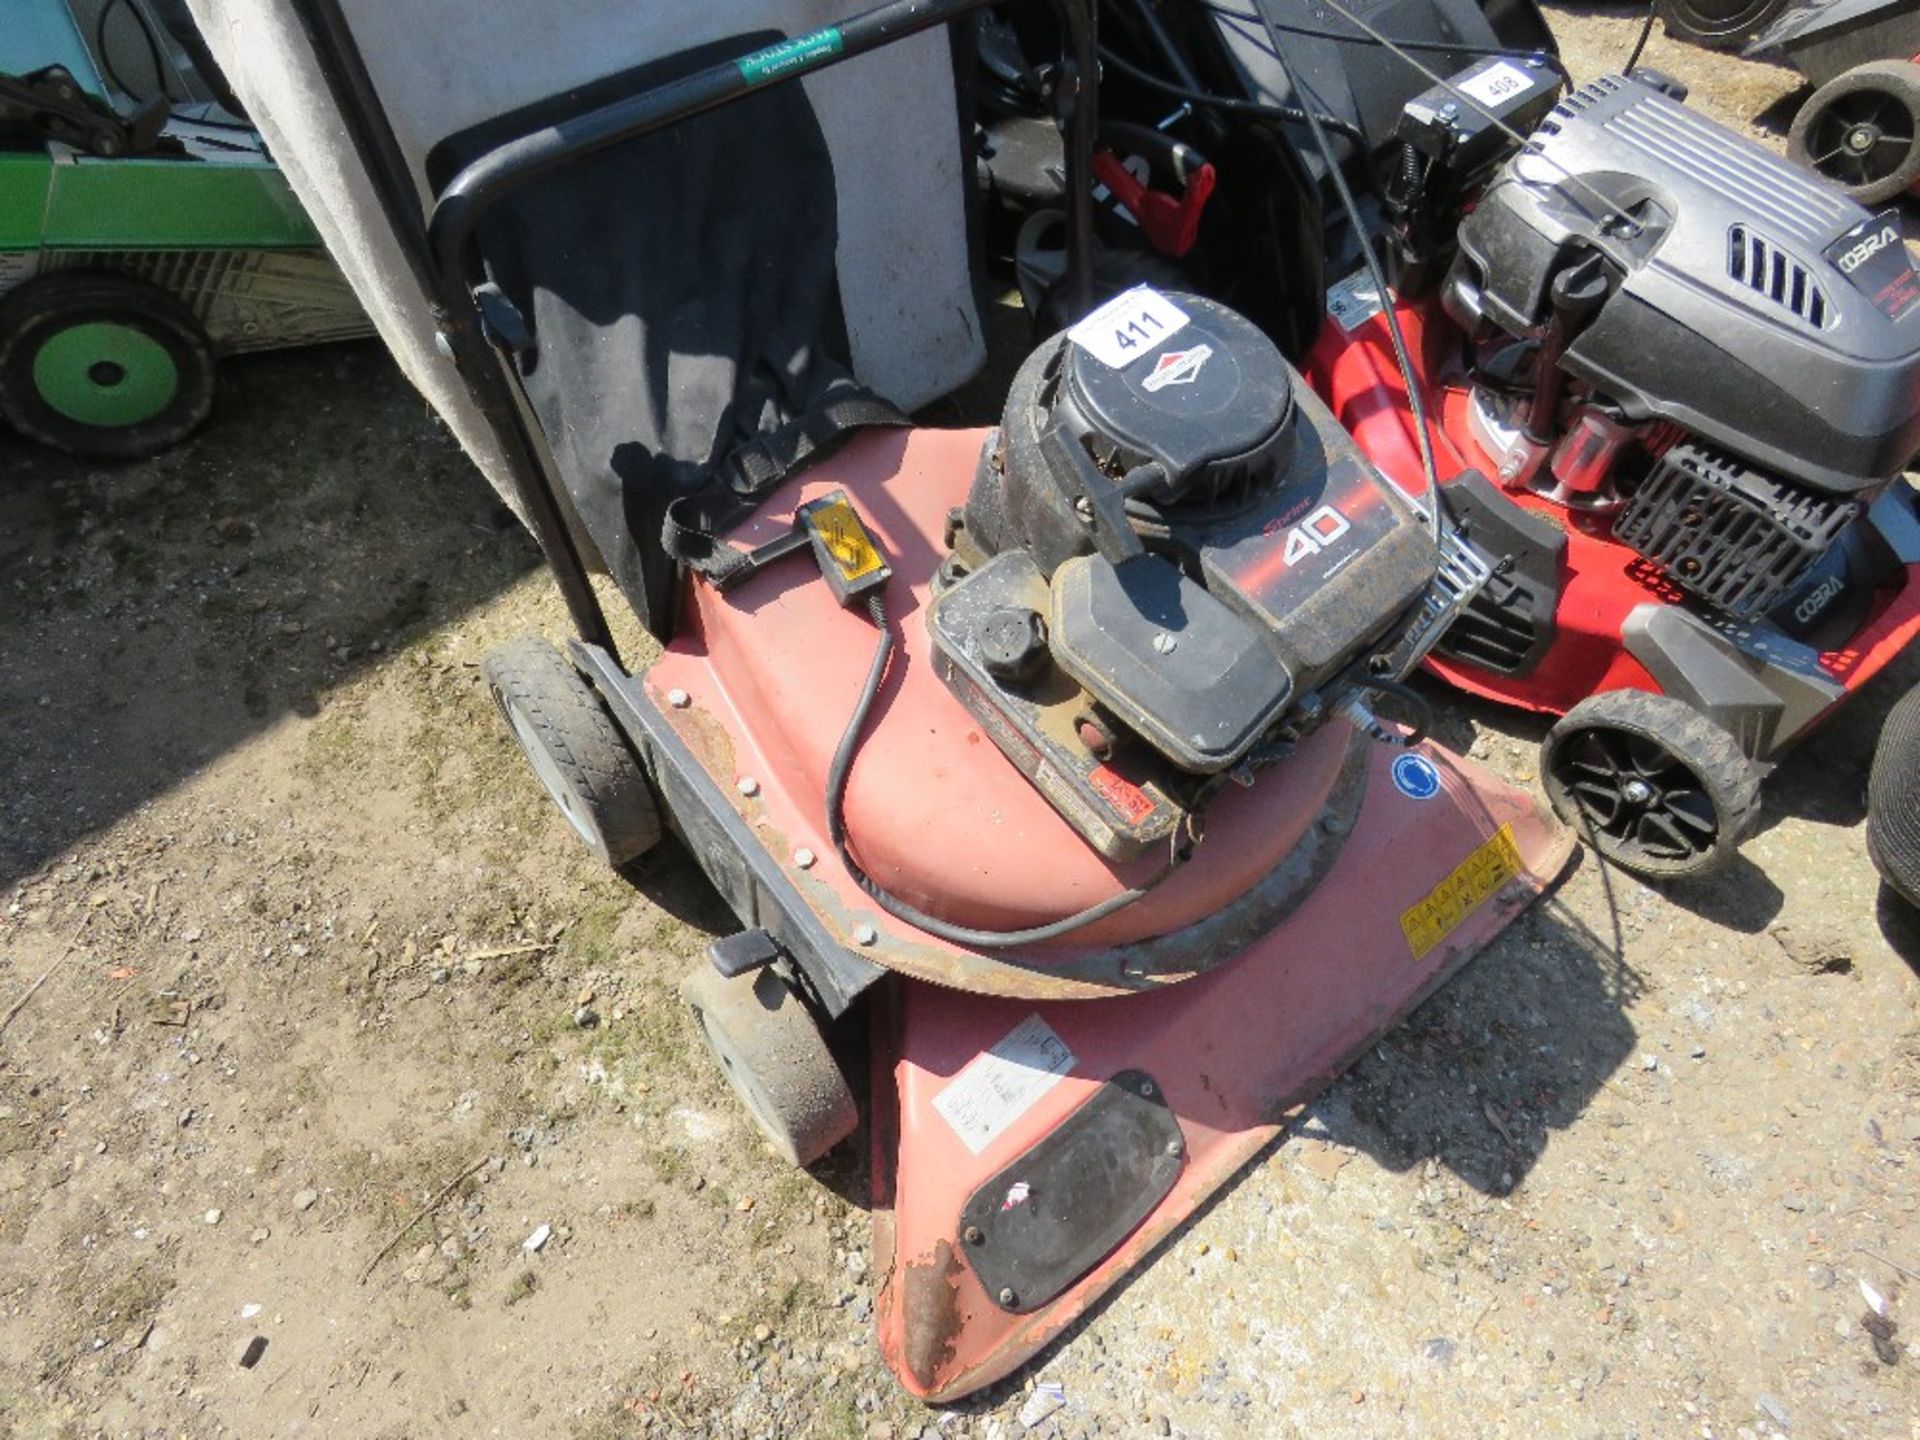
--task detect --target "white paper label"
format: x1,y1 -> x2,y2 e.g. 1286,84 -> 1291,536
1068,285 -> 1191,370
1457,60 -> 1535,109
932,1014 -> 1077,1155
1326,267 -> 1385,333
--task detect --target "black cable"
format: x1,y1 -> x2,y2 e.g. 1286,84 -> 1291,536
1097,43 -> 1368,146
1623,0 -> 1659,74
1247,9 -> 1451,549
825,594 -> 1189,951
1203,1 -> 1570,80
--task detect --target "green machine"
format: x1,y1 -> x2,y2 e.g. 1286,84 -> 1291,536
1,0 -> 369,458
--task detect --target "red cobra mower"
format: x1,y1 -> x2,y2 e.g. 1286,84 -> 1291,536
1307,64 -> 1920,880
999,0 -> 1920,881
197,0 -> 1572,1401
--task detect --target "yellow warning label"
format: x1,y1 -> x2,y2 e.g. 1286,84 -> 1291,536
1400,823 -> 1524,961
807,499 -> 884,581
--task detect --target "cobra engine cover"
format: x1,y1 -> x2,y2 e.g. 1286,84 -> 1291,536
931,289 -> 1437,858
1447,74 -> 1920,492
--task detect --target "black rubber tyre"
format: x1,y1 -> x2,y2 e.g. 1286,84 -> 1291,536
1542,691 -> 1762,880
1868,682 -> 1920,910
0,272 -> 216,460
482,636 -> 662,867
681,963 -> 858,1168
1788,61 -> 1920,207
1660,0 -> 1785,49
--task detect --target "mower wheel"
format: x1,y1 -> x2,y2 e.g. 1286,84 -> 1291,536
0,273 -> 216,460
1788,61 -> 1920,207
1868,683 -> 1920,910
482,636 -> 661,867
1542,691 -> 1761,881
1659,0 -> 1784,49
681,962 -> 858,1168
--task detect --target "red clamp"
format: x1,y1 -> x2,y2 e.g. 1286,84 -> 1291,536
1092,149 -> 1217,259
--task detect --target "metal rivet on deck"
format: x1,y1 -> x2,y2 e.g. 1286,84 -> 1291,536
737,776 -> 760,798
793,848 -> 816,869
666,688 -> 690,709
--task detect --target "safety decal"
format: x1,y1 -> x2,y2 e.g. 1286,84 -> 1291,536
1325,267 -> 1386,334
1089,764 -> 1156,825
1400,823 -> 1524,961
1390,753 -> 1443,801
1068,285 -> 1191,369
932,1014 -> 1078,1156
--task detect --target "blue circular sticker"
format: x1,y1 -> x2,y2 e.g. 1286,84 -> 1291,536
1391,753 -> 1442,801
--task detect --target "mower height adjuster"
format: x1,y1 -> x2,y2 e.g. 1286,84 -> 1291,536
707,929 -> 784,980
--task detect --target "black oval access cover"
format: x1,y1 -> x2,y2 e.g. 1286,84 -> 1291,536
959,1068 -> 1186,1315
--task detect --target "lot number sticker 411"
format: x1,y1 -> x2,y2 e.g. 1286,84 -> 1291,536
1069,286 -> 1191,370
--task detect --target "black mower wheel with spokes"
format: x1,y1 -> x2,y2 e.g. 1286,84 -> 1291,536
1788,60 -> 1920,207
482,636 -> 662,868
1660,0 -> 1785,49
1542,691 -> 1761,881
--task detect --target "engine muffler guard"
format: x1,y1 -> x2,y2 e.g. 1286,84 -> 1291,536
871,738 -> 1568,1400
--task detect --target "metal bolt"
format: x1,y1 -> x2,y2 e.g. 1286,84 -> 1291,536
737,776 -> 760,798
1166,1137 -> 1184,1158
1152,631 -> 1177,655
666,688 -> 691,709
1622,778 -> 1655,806
997,1287 -> 1017,1307
1139,1080 -> 1156,1098
1526,52 -> 1545,68
963,1225 -> 984,1245
853,923 -> 879,947
793,848 -> 816,870
1439,101 -> 1458,120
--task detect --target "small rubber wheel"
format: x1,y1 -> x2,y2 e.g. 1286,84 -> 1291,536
482,636 -> 662,867
1868,682 -> 1920,910
1789,61 -> 1920,207
681,962 -> 858,1168
1542,691 -> 1761,880
1660,0 -> 1784,49
0,273 -> 216,459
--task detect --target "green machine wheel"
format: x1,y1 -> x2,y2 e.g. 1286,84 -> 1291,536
0,271 -> 216,459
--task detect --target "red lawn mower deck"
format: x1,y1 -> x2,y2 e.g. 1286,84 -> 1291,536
635,426 -> 1570,1399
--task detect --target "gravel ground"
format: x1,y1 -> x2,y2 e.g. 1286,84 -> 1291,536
2,9 -> 1918,1439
